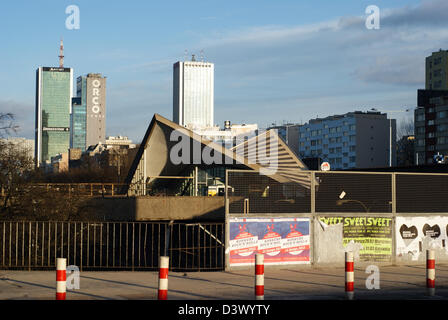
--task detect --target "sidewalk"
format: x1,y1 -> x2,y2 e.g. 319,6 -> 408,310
1,264 -> 447,300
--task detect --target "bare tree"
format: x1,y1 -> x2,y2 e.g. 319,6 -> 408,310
0,113 -> 19,138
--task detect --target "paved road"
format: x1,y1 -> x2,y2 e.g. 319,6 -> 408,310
1,264 -> 448,300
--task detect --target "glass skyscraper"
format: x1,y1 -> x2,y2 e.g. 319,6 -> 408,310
35,67 -> 73,166
70,97 -> 86,150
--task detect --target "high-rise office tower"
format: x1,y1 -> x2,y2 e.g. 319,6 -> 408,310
70,97 -> 85,150
426,49 -> 448,90
71,73 -> 107,150
35,41 -> 73,167
173,55 -> 214,130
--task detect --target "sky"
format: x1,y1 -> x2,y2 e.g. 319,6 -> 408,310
0,0 -> 447,143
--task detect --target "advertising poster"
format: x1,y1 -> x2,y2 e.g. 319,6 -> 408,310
396,216 -> 448,260
229,217 -> 310,266
319,216 -> 393,262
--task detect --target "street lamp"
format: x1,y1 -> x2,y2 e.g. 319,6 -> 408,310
337,191 -> 369,212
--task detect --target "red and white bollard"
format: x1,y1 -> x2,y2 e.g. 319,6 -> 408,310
426,249 -> 435,296
345,251 -> 354,300
255,253 -> 264,300
158,256 -> 169,300
56,258 -> 66,300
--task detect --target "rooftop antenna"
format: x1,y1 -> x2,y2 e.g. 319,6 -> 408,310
184,49 -> 188,61
59,38 -> 64,68
191,54 -> 196,62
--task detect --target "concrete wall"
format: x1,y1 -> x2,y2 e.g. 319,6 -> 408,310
226,213 -> 448,269
313,215 -> 448,266
89,196 -> 225,221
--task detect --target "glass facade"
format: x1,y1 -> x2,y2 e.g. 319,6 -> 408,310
36,67 -> 72,164
70,97 -> 86,150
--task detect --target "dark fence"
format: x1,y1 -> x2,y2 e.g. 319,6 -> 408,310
227,170 -> 448,214
0,221 -> 225,271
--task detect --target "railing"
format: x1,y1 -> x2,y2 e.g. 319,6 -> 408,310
0,183 -> 129,198
0,221 -> 225,271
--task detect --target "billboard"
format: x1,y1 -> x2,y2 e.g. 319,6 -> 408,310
319,216 -> 393,262
229,217 -> 310,266
396,216 -> 448,260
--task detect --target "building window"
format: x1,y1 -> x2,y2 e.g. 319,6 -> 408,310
428,120 -> 435,126
349,124 -> 356,131
349,156 -> 356,162
349,146 -> 356,152
427,132 -> 435,138
437,111 -> 447,119
416,114 -> 425,121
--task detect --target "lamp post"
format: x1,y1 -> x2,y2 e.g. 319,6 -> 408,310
337,191 -> 369,212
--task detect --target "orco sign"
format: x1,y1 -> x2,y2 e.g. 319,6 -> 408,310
91,79 -> 101,114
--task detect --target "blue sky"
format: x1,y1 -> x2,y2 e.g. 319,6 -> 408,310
1,0 -> 447,142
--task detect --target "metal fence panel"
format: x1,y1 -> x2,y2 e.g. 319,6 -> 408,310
226,170 -> 312,214
396,173 -> 448,213
315,172 -> 392,213
0,221 -> 225,271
